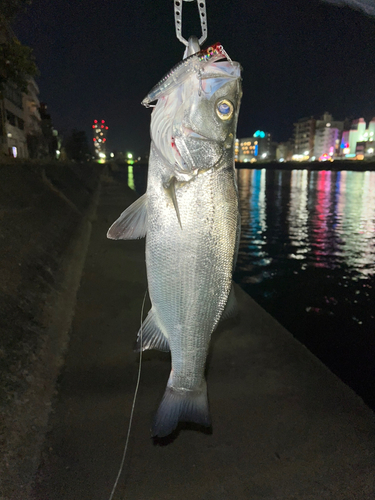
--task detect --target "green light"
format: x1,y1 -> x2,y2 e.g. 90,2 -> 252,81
128,166 -> 135,190
253,130 -> 266,138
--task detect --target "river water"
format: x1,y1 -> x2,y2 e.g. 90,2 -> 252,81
127,164 -> 375,410
234,168 -> 375,410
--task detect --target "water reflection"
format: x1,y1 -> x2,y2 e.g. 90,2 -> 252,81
127,163 -> 375,407
127,165 -> 135,190
121,163 -> 148,195
237,169 -> 270,283
288,169 -> 309,260
237,168 -> 375,278
235,167 -> 375,409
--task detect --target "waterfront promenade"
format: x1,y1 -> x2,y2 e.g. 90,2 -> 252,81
31,175 -> 375,500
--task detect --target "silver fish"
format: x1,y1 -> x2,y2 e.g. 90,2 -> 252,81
108,46 -> 242,437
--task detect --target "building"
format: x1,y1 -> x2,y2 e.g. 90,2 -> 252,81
92,119 -> 108,159
23,78 -> 43,158
313,112 -> 343,159
238,137 -> 258,162
314,126 -> 340,159
234,138 -> 239,161
341,118 -> 375,158
0,83 -> 28,158
276,141 -> 293,162
237,130 -> 272,162
39,103 -> 61,159
293,116 -> 316,159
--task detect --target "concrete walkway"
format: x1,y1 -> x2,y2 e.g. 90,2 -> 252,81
31,177 -> 375,500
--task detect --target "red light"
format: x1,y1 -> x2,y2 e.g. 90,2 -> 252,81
101,125 -> 104,128
101,120 -> 105,124
92,125 -> 95,128
103,138 -> 106,142
94,120 -> 97,123
105,126 -> 108,130
93,138 -> 96,141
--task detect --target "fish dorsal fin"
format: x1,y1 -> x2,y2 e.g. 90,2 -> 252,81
164,176 -> 182,229
107,193 -> 148,240
135,309 -> 170,352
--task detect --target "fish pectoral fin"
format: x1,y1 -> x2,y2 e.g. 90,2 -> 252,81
164,176 -> 182,229
107,193 -> 148,240
152,379 -> 211,438
135,309 -> 170,352
220,283 -> 239,322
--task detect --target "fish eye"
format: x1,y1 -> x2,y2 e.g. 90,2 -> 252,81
216,99 -> 234,121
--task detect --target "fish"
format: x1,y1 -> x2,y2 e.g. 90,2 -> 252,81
107,44 -> 242,437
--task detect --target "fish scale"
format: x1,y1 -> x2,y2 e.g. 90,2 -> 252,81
146,145 -> 238,391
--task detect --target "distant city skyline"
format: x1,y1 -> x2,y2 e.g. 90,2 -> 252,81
14,0 -> 375,156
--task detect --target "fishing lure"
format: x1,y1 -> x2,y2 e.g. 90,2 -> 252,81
142,43 -> 229,107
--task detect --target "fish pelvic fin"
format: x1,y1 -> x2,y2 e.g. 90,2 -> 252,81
220,282 -> 239,322
107,193 -> 147,240
164,176 -> 182,229
135,309 -> 170,352
152,379 -> 211,438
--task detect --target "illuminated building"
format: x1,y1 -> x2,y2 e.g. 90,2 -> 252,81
341,118 -> 375,158
314,125 -> 340,159
276,141 -> 293,162
1,83 -> 28,158
313,112 -> 343,159
92,119 -> 108,158
293,116 -> 316,158
238,130 -> 272,162
238,137 -> 258,162
234,138 -> 239,160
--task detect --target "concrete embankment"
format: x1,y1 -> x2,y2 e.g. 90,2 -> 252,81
0,160 -> 102,499
30,172 -> 374,500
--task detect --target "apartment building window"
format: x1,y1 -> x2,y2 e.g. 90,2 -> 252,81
4,86 -> 23,108
6,110 -> 16,126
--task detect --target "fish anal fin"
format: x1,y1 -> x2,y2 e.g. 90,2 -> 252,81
135,310 -> 169,352
152,379 -> 210,438
107,193 -> 147,240
220,283 -> 239,322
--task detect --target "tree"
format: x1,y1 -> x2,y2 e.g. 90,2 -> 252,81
0,38 -> 38,93
1,1 -> 32,22
0,0 -> 38,94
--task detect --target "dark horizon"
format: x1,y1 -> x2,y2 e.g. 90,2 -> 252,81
14,0 -> 375,156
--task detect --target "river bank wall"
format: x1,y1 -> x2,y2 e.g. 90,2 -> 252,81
0,160 -> 103,498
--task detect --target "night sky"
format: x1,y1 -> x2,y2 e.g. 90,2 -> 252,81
14,0 -> 375,156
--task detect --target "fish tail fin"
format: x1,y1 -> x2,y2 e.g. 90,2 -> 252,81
151,379 -> 211,438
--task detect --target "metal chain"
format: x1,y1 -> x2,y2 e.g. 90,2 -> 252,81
174,0 -> 208,47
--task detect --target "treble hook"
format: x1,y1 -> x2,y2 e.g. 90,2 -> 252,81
174,0 -> 208,47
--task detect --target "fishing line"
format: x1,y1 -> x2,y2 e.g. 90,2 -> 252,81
107,289 -> 147,500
